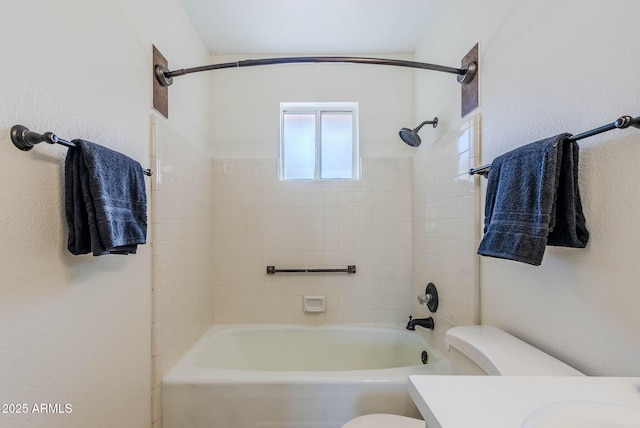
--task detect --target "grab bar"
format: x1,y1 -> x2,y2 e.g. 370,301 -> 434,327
266,266 -> 356,274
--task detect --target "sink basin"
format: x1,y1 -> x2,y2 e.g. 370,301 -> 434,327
522,401 -> 640,428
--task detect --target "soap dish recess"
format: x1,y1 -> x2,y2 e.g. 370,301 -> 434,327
303,296 -> 326,313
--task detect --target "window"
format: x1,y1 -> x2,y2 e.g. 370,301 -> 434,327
280,102 -> 359,180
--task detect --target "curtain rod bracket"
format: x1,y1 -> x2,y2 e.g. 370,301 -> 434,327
457,61 -> 477,84
154,65 -> 173,87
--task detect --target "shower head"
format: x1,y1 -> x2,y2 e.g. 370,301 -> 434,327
399,117 -> 438,147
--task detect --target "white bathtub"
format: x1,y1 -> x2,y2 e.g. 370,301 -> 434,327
163,324 -> 451,428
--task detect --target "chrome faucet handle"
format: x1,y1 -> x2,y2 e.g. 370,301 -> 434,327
417,283 -> 439,313
417,293 -> 432,305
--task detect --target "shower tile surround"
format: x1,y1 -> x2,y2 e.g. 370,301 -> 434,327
152,116 -> 480,424
151,117 -> 213,428
211,157 -> 413,324
411,115 -> 481,353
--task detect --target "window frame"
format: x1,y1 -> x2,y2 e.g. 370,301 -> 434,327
280,102 -> 360,180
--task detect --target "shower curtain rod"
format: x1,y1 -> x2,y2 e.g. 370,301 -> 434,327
468,115 -> 640,177
154,56 -> 478,87
10,125 -> 153,176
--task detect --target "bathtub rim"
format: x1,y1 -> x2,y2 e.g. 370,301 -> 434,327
163,323 -> 452,385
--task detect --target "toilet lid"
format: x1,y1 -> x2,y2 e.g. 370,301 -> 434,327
342,414 -> 424,428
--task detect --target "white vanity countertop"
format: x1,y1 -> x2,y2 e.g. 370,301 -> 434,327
409,375 -> 640,428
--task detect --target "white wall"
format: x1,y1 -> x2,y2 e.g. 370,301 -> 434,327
207,52 -> 417,324
211,157 -> 412,324
411,116 -> 481,354
0,1 -> 210,427
150,118 -> 213,427
414,0 -> 640,376
208,54 -> 416,159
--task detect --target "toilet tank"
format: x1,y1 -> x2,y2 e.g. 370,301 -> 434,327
445,326 -> 584,376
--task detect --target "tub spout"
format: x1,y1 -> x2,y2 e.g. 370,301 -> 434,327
406,315 -> 434,331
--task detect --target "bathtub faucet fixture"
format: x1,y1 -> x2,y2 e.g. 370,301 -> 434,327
406,315 -> 434,331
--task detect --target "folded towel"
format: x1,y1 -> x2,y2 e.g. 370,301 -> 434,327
477,134 -> 589,265
547,138 -> 589,248
65,140 -> 147,256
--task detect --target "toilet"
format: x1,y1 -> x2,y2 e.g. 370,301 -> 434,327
341,325 -> 583,428
341,414 -> 424,428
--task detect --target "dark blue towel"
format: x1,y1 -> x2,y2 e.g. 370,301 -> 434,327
477,134 -> 588,265
65,140 -> 147,256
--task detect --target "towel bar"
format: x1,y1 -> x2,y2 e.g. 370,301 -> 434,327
11,125 -> 153,176
469,115 -> 640,177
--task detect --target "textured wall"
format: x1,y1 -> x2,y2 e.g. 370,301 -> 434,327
414,0 -> 640,375
0,1 -> 210,427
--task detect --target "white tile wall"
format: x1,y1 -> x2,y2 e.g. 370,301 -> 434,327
211,157 -> 413,325
150,117 -> 213,427
150,117 -> 479,424
411,115 -> 481,353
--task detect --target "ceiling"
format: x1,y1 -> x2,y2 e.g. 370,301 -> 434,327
180,0 -> 432,55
